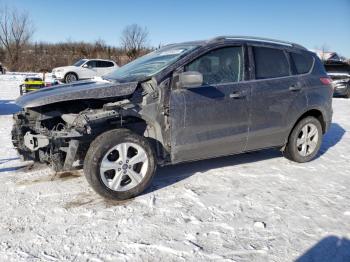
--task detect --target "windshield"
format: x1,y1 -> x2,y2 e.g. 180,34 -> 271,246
105,44 -> 199,82
73,59 -> 88,67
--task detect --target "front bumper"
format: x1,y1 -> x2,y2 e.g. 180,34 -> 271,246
52,72 -> 64,80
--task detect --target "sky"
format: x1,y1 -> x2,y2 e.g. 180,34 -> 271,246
1,0 -> 350,57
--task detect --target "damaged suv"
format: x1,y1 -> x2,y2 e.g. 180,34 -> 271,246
13,36 -> 333,200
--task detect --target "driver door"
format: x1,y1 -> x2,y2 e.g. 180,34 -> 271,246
169,46 -> 251,163
80,60 -> 98,79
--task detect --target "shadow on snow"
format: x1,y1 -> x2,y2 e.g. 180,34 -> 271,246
148,122 -> 345,194
296,236 -> 350,262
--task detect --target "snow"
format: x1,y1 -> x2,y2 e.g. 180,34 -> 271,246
0,75 -> 349,261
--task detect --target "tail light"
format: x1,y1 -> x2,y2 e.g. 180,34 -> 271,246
320,77 -> 332,86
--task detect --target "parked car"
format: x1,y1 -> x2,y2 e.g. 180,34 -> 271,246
52,59 -> 118,83
19,74 -> 59,95
19,77 -> 45,95
13,36 -> 333,200
324,60 -> 350,98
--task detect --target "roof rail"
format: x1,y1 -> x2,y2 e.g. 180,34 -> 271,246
209,36 -> 307,50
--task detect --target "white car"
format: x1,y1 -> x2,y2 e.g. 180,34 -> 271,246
52,59 -> 119,83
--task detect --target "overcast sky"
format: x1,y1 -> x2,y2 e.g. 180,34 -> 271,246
2,0 -> 350,57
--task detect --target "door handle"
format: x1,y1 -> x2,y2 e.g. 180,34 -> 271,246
289,85 -> 302,91
229,91 -> 246,99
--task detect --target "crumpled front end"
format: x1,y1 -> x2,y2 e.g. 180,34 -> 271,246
12,108 -> 84,171
12,79 -> 141,171
11,99 -> 135,171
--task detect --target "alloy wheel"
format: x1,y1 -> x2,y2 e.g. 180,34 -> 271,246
296,123 -> 319,157
66,74 -> 77,83
99,142 -> 149,192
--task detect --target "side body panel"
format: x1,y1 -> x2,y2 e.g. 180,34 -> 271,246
245,75 -> 307,150
303,56 -> 333,130
170,81 -> 250,163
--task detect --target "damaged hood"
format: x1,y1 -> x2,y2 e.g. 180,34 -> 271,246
15,80 -> 138,108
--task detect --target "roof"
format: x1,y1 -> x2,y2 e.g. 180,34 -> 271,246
85,58 -> 115,62
168,36 -> 308,51
208,36 -> 307,50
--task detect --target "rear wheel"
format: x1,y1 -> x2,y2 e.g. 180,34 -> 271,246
84,129 -> 156,200
64,73 -> 78,83
284,116 -> 322,163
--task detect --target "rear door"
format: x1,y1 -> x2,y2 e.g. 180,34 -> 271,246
96,60 -> 115,75
104,61 -> 117,73
170,46 -> 251,163
245,46 -> 307,151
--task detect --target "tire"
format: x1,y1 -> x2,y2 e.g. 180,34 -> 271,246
64,73 -> 78,83
283,116 -> 322,163
84,129 -> 156,200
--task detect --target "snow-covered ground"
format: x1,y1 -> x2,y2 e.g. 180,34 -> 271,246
0,75 -> 349,262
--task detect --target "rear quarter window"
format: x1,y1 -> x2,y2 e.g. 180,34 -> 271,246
253,46 -> 290,79
290,52 -> 314,74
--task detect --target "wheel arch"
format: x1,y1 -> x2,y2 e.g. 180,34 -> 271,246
282,108 -> 326,150
294,108 -> 326,133
119,112 -> 168,163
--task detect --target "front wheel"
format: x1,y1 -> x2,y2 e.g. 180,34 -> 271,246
283,116 -> 323,163
84,129 -> 156,200
64,73 -> 78,83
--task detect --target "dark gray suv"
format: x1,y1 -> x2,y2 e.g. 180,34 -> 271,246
12,36 -> 333,200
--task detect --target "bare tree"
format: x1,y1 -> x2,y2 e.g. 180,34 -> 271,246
318,44 -> 330,61
0,6 -> 34,70
120,24 -> 149,60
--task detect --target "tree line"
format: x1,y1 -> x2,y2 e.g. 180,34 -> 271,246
0,7 -> 151,72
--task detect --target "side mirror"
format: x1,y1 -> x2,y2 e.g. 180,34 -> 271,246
178,71 -> 203,88
82,64 -> 89,68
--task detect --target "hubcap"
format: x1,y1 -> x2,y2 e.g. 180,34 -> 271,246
99,142 -> 149,192
296,123 -> 319,157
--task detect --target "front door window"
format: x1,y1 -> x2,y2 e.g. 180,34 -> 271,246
185,46 -> 244,85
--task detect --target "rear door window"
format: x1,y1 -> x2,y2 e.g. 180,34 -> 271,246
290,52 -> 314,74
105,61 -> 115,67
253,46 -> 290,79
96,61 -> 104,67
97,61 -> 114,67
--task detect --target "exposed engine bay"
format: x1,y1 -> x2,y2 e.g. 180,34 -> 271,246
12,78 -> 170,171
